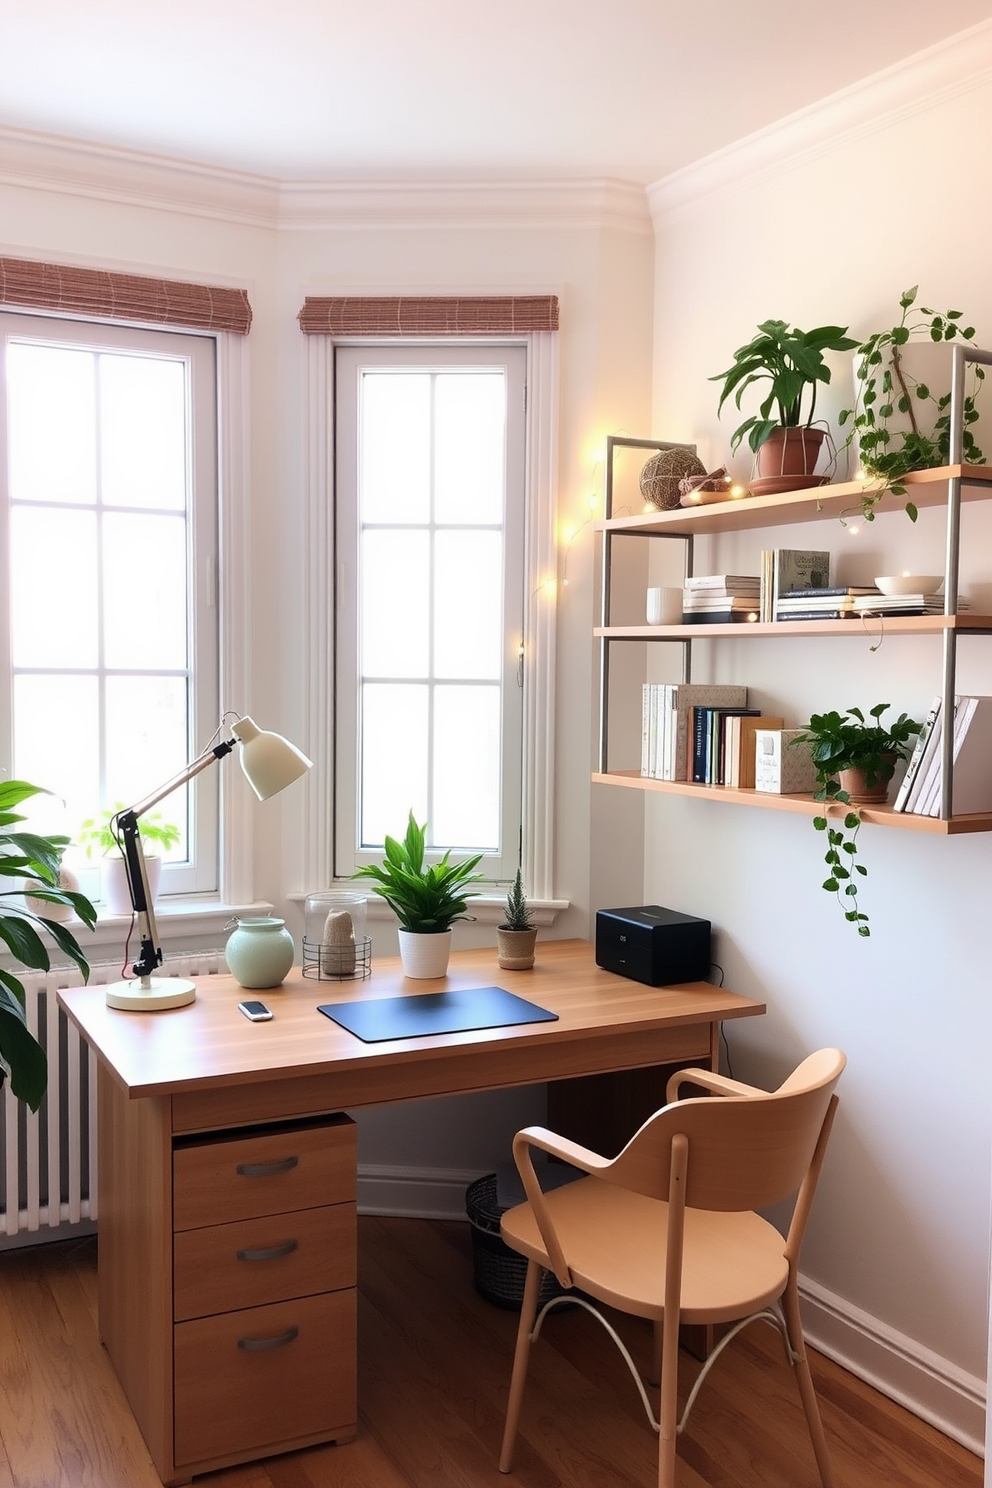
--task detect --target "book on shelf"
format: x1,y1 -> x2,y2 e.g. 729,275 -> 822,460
908,695 -> 992,817
760,549 -> 831,623
684,574 -> 761,592
681,609 -> 761,625
771,608 -> 857,622
891,695 -> 941,811
683,593 -> 762,610
853,593 -> 964,615
778,586 -> 879,599
724,713 -> 786,788
753,729 -> 818,794
660,684 -> 747,782
690,706 -> 759,784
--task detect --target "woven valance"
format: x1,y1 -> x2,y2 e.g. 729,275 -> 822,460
0,257 -> 252,335
298,295 -> 558,337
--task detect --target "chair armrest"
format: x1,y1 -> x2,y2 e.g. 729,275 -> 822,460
665,1067 -> 768,1103
510,1127 -> 610,1287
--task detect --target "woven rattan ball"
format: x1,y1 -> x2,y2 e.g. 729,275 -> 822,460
639,447 -> 707,511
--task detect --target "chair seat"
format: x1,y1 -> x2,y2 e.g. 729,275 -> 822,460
501,1175 -> 789,1323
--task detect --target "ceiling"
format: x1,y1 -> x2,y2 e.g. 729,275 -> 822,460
2,1 -> 989,185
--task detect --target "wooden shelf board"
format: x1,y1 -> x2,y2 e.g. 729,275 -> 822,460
591,771 -> 992,835
596,615 -> 992,640
600,465 -> 992,536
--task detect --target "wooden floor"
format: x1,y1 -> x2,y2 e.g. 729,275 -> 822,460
0,1217 -> 982,1488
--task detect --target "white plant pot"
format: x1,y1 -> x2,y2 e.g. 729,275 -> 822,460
101,854 -> 161,916
397,928 -> 452,979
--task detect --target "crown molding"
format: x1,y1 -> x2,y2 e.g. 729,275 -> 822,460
648,19 -> 992,220
0,125 -> 280,228
0,126 -> 650,237
276,177 -> 651,233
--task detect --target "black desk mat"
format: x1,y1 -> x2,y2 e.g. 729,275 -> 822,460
317,985 -> 558,1043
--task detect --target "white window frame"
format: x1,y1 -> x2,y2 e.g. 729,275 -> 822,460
301,330 -> 558,907
0,309 -> 254,923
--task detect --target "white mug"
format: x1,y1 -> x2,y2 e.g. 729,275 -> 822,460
646,586 -> 683,625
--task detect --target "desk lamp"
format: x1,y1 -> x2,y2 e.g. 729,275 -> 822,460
104,715 -> 312,1012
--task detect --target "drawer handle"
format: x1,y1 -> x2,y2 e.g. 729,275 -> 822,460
236,1239 -> 299,1263
236,1155 -> 299,1177
237,1325 -> 299,1352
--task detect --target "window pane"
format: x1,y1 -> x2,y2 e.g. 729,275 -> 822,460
100,354 -> 188,511
435,373 -> 505,524
11,507 -> 98,668
360,684 -> 428,847
360,373 -> 430,523
361,530 -> 429,678
432,686 -> 500,849
14,674 -> 99,837
105,676 -> 189,858
7,342 -> 96,506
103,512 -> 188,670
434,530 -> 502,680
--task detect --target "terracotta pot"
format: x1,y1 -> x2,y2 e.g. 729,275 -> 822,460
496,927 -> 538,970
837,762 -> 895,804
398,928 -> 452,979
757,426 -> 825,479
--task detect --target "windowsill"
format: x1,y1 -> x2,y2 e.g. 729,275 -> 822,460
28,897 -> 276,965
286,890 -> 568,928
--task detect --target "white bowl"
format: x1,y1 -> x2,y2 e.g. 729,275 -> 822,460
874,574 -> 943,596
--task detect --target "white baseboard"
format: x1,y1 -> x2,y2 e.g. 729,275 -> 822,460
800,1276 -> 985,1457
357,1164 -> 986,1456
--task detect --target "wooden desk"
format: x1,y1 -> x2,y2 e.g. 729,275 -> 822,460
58,939 -> 763,1485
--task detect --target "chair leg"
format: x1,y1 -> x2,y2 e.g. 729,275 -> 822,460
656,1307 -> 680,1488
499,1259 -> 543,1474
782,1282 -> 836,1488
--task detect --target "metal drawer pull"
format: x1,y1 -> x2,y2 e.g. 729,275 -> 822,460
236,1239 -> 299,1262
237,1325 -> 299,1352
235,1155 -> 299,1177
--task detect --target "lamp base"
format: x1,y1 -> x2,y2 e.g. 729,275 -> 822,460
105,975 -> 196,1011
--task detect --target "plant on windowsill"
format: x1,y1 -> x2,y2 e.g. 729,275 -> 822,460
77,806 -> 181,915
0,781 -> 97,1110
791,705 -> 923,938
352,811 -> 484,979
711,319 -> 857,487
496,869 -> 537,970
837,286 -> 986,524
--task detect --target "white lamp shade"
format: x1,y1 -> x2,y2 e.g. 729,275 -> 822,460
230,716 -> 312,800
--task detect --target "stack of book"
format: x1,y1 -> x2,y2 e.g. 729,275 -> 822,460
852,592 -> 962,618
893,694 -> 992,816
760,549 -> 831,623
681,575 -> 760,625
774,586 -> 879,621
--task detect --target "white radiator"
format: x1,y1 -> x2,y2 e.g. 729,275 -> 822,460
0,953 -> 221,1242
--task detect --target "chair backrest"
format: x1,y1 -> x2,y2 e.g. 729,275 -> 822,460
603,1049 -> 846,1214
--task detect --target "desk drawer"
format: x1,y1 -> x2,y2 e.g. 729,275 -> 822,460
173,1203 -> 356,1321
174,1289 -> 356,1468
173,1116 -> 355,1230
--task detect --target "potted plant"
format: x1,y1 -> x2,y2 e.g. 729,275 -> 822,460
78,805 -> 181,914
711,319 -> 857,485
0,780 -> 97,1109
496,869 -> 537,970
352,812 -> 484,978
838,287 -> 986,524
791,704 -> 923,937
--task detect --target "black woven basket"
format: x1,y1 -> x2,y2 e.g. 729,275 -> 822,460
465,1172 -> 564,1311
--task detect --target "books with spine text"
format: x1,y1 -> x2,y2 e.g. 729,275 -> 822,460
910,695 -> 992,816
760,549 -> 831,623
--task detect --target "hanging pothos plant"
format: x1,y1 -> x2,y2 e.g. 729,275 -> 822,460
837,286 -> 986,524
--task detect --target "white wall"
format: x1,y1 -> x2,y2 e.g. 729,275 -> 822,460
641,32 -> 992,1451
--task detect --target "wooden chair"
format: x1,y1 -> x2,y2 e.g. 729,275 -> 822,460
498,1048 -> 846,1487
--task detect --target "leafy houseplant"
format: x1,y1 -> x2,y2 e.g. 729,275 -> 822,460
497,869 -> 537,970
0,781 -> 97,1109
353,812 -> 484,978
711,319 -> 857,478
78,806 -> 181,915
792,705 -> 923,938
838,286 -> 986,522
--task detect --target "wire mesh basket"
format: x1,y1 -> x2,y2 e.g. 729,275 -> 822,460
465,1172 -> 565,1311
302,934 -> 372,981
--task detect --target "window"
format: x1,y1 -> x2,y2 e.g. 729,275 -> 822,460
334,345 -> 526,882
0,313 -> 219,902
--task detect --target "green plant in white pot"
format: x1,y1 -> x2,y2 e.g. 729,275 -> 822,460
78,806 -> 180,915
353,812 -> 483,979
0,780 -> 97,1110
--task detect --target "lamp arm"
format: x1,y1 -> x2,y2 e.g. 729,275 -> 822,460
127,740 -> 234,820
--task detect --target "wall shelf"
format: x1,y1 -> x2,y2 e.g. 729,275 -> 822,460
596,614 -> 992,641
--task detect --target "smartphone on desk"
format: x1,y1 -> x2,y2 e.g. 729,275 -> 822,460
238,1000 -> 273,1021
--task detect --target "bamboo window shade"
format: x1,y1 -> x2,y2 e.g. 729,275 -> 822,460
298,295 -> 558,336
0,256 -> 252,334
